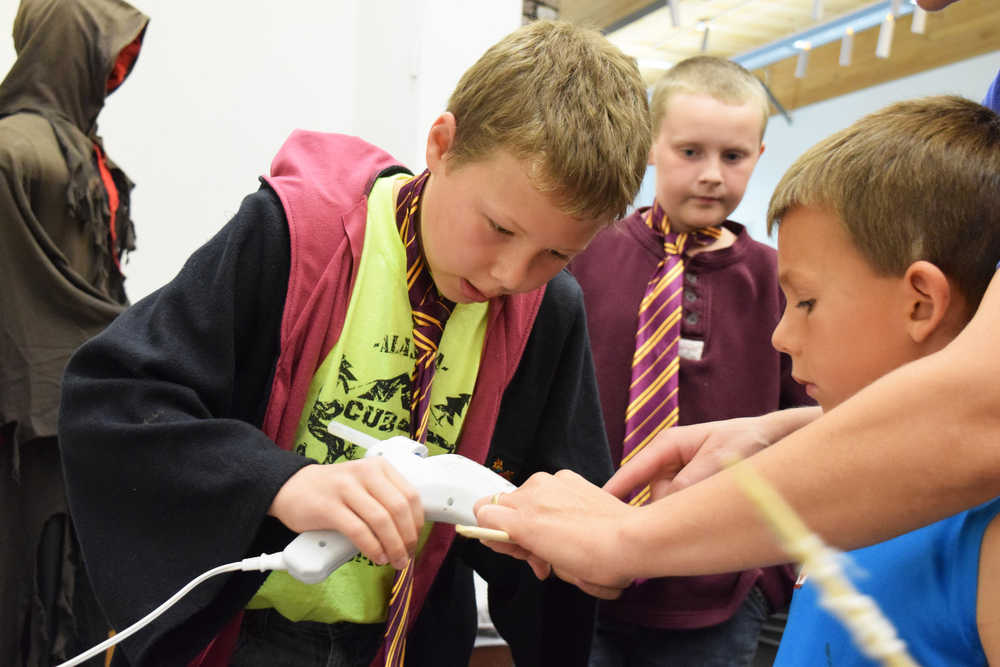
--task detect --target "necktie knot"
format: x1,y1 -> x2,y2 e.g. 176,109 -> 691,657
647,202 -> 721,258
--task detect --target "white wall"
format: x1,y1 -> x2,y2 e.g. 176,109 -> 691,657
0,0 -> 519,301
353,0 -> 520,171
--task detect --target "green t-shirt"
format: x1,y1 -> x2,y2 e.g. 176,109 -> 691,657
248,174 -> 488,623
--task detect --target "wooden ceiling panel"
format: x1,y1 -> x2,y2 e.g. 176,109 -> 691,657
549,0 -> 999,108
755,0 -> 1000,113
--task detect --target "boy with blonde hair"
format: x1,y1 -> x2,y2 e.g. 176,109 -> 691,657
57,20 -> 650,667
770,95 -> 1000,665
570,56 -> 811,666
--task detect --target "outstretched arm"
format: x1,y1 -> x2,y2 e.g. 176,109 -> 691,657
604,406 -> 821,501
477,271 -> 1000,589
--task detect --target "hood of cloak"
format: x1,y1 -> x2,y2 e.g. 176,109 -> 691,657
0,0 -> 148,457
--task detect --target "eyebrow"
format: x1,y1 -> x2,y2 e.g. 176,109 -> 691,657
669,135 -> 757,151
777,268 -> 804,289
491,210 -> 589,257
548,230 -> 592,257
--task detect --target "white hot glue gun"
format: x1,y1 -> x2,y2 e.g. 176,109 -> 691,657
280,420 -> 517,584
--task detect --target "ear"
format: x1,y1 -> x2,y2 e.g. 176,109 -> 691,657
426,112 -> 457,173
648,144 -> 656,166
758,141 -> 766,157
903,260 -> 953,344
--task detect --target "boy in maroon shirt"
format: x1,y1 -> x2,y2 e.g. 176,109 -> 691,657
570,56 -> 812,666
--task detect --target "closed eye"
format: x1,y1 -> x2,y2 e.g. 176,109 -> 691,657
796,299 -> 816,313
489,219 -> 514,236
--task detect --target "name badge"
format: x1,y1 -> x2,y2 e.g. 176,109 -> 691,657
679,338 -> 704,361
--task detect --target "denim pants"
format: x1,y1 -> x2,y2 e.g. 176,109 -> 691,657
589,586 -> 772,667
230,609 -> 385,667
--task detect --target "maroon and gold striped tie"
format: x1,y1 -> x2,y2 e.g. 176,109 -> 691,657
623,203 -> 719,506
380,169 -> 454,666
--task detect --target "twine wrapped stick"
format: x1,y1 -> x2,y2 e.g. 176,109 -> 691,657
725,457 -> 919,667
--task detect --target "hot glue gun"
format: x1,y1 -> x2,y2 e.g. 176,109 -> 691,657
280,420 -> 516,584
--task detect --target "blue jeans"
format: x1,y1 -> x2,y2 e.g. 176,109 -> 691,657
589,586 -> 772,667
230,609 -> 384,667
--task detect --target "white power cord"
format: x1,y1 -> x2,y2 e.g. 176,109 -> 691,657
56,552 -> 286,667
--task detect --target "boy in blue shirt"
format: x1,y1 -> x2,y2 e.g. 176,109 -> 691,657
767,95 -> 1000,665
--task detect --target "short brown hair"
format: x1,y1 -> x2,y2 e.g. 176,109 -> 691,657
446,20 -> 651,223
650,56 -> 769,141
768,95 -> 1000,310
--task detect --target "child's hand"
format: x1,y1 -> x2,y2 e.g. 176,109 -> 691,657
604,407 -> 822,503
268,459 -> 424,570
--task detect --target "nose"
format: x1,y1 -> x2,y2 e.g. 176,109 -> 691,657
699,155 -> 722,185
490,246 -> 538,294
771,308 -> 795,356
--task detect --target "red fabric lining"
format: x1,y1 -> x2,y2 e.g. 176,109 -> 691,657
107,33 -> 143,93
92,143 -> 121,271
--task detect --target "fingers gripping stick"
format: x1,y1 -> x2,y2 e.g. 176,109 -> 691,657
281,421 -> 517,584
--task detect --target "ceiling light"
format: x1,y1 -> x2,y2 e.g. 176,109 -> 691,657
667,0 -> 681,28
732,0 -> 916,71
795,49 -> 810,78
876,12 -> 895,59
839,27 -> 854,66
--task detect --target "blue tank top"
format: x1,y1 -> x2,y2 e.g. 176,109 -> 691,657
775,497 -> 1000,666
984,69 -> 1000,114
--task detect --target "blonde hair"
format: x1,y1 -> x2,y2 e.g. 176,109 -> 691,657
446,20 -> 651,223
768,95 -> 1000,309
650,56 -> 769,140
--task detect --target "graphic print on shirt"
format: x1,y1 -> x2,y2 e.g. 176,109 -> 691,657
296,340 -> 471,464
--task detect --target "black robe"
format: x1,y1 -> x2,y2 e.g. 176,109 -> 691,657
59,185 -> 614,666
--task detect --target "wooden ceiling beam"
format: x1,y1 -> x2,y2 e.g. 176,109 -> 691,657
755,0 -> 1000,113
559,0 -> 663,32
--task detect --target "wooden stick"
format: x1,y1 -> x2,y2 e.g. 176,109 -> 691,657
455,524 -> 512,543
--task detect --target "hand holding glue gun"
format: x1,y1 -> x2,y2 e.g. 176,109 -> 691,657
280,420 -> 516,583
